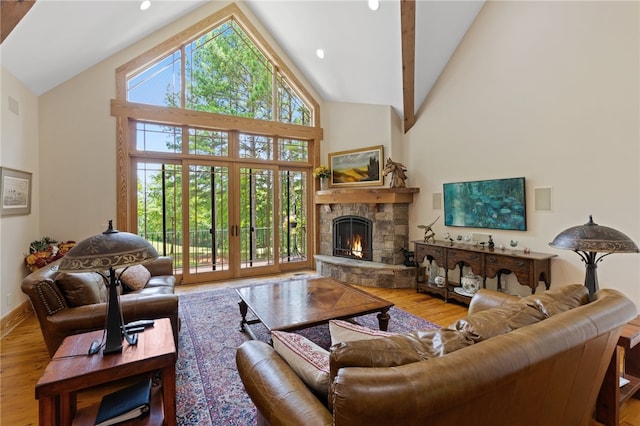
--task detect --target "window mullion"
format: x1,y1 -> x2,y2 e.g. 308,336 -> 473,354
182,125 -> 189,153
229,131 -> 239,161
181,45 -> 186,109
272,67 -> 278,123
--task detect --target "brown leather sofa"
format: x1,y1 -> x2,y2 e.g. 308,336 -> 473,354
21,256 -> 179,357
236,284 -> 637,426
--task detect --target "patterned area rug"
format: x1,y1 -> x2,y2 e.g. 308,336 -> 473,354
176,277 -> 439,425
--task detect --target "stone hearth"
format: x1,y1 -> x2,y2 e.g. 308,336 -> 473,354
314,255 -> 417,289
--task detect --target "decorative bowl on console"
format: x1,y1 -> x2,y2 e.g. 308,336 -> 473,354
461,272 -> 481,295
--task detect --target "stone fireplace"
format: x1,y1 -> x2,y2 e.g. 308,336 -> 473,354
314,187 -> 419,288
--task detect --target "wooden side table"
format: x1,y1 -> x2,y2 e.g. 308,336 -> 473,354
596,315 -> 640,425
35,318 -> 177,426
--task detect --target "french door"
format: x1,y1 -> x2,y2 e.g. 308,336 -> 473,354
137,160 -> 309,284
181,162 -> 280,282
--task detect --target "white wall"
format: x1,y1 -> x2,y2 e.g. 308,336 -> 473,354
0,66 -> 40,316
321,101 -> 404,185
404,1 -> 640,302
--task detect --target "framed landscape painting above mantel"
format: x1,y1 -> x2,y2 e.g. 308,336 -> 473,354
329,145 -> 383,187
1,167 -> 32,216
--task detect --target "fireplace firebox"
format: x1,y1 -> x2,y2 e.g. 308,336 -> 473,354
333,216 -> 372,261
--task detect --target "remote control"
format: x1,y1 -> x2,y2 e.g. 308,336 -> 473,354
123,319 -> 155,329
88,340 -> 101,355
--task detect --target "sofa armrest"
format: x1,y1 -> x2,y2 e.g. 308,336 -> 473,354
122,294 -> 180,346
46,294 -> 178,328
143,256 -> 174,277
467,289 -> 520,315
236,340 -> 332,426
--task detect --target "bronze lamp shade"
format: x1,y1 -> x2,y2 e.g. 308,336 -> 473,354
59,220 -> 158,354
549,215 -> 638,299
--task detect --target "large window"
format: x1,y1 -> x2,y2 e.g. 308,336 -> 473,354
127,18 -> 311,126
113,4 -> 322,283
134,122 -> 309,162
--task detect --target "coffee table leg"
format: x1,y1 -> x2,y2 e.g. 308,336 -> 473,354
377,309 -> 391,331
237,299 -> 263,340
238,299 -> 248,331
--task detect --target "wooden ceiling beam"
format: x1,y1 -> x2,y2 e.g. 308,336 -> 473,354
1,0 -> 36,44
400,0 -> 416,133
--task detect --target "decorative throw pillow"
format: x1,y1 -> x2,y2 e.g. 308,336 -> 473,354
271,330 -> 330,397
451,302 -> 546,342
117,264 -> 151,292
330,329 -> 472,374
329,319 -> 396,346
56,272 -> 106,307
522,284 -> 589,318
327,328 -> 472,411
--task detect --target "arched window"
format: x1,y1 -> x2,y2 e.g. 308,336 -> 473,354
111,3 -> 322,284
127,17 -> 313,126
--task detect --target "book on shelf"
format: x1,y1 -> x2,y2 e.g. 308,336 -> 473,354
94,378 -> 152,426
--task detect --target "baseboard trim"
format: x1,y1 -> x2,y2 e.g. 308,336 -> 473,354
1,300 -> 33,339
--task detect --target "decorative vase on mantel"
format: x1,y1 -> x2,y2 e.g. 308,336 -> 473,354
319,177 -> 328,190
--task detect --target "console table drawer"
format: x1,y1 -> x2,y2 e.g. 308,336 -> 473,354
447,249 -> 482,267
485,254 -> 530,273
415,244 -> 445,264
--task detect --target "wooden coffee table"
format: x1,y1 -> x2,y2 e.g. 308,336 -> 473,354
236,277 -> 394,340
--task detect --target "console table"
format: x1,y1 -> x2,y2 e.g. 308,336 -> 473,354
35,318 -> 176,426
413,240 -> 556,304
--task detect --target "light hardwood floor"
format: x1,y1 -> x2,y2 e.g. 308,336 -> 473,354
2,273 -> 639,425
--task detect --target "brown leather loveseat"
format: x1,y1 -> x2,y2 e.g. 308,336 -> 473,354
21,256 -> 179,357
236,284 -> 637,426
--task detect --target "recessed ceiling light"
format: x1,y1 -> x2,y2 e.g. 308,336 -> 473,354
368,0 -> 379,11
140,0 -> 151,11
316,49 -> 325,59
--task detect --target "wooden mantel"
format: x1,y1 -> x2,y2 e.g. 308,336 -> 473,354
314,187 -> 419,205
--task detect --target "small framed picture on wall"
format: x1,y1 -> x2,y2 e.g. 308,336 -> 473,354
1,167 -> 32,216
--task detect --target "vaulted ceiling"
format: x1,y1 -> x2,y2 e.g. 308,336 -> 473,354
0,0 -> 484,131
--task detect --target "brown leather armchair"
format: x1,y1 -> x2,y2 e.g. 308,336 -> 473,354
21,256 -> 179,357
236,285 -> 637,426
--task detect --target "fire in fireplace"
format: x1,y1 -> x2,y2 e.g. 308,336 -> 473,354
333,215 -> 372,261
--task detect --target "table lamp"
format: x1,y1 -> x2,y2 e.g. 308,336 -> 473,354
549,215 -> 638,299
58,220 -> 158,354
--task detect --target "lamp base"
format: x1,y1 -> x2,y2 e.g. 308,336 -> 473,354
102,342 -> 123,355
584,262 -> 599,300
103,268 -> 124,355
